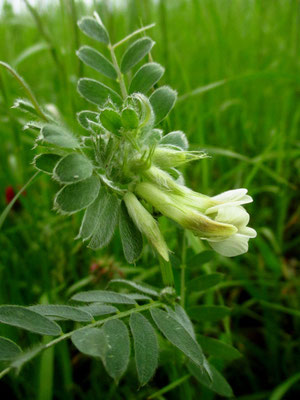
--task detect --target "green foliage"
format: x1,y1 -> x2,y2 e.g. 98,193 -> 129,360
40,124 -> 80,149
53,153 -> 93,184
129,62 -> 165,94
130,313 -> 158,386
150,86 -> 177,124
77,46 -> 117,79
120,37 -> 155,74
0,306 -> 61,336
0,337 -> 22,361
77,78 -> 122,106
78,15 -> 109,44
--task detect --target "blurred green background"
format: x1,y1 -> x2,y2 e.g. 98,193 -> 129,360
0,0 -> 299,399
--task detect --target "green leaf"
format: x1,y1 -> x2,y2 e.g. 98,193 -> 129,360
187,273 -> 224,292
121,107 -> 139,129
77,110 -> 99,130
71,327 -> 106,358
129,62 -> 165,94
102,319 -> 130,382
77,189 -> 107,241
54,175 -> 100,215
130,313 -> 158,386
142,128 -> 162,147
166,305 -> 195,339
12,98 -> 40,117
119,201 -> 143,263
125,293 -> 151,301
186,251 -> 215,269
150,86 -> 177,125
28,305 -> 93,322
0,306 -> 61,336
78,78 -> 122,107
71,290 -> 137,305
197,335 -> 242,361
0,337 -> 22,361
77,46 -> 117,79
77,16 -> 109,44
150,308 -> 205,368
160,131 -> 188,150
88,191 -> 120,250
40,124 -> 80,149
188,306 -> 231,323
53,153 -> 93,184
99,109 -> 122,135
33,154 -> 61,174
109,279 -> 159,297
77,303 -> 118,317
120,37 -> 155,74
188,361 -> 234,398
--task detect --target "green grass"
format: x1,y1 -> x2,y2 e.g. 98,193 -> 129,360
0,0 -> 299,399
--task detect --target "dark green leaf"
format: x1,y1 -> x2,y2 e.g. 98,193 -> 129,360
119,201 -> 143,263
40,124 -> 80,149
160,131 -> 188,150
120,37 -> 154,74
78,16 -> 109,44
188,361 -> 234,398
33,153 -> 61,174
78,78 -> 122,107
197,335 -> 242,361
166,305 -> 195,339
88,191 -> 120,250
53,153 -> 93,184
77,189 -> 107,241
121,107 -> 139,129
11,344 -> 44,370
77,110 -> 99,130
189,306 -> 231,323
0,306 -> 61,336
150,86 -> 177,125
77,303 -> 118,317
77,46 -> 117,79
129,62 -> 164,94
71,327 -> 106,358
187,273 -> 224,292
71,290 -> 136,305
150,308 -> 204,368
186,251 -> 215,269
0,337 -> 22,361
54,175 -> 100,214
28,305 -> 93,322
102,319 -> 130,382
109,279 -> 159,297
99,109 -> 122,135
130,313 -> 158,386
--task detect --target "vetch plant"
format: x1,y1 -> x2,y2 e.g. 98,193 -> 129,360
0,12 -> 256,397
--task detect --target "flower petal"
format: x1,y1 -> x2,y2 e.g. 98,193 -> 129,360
208,233 -> 250,257
214,206 -> 250,229
212,189 -> 248,202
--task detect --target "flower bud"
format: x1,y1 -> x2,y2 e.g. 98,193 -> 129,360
135,182 -> 237,239
152,147 -> 207,169
123,192 -> 169,261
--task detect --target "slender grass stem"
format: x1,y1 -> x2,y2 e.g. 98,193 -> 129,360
0,61 -> 48,121
0,171 -> 40,231
148,374 -> 190,399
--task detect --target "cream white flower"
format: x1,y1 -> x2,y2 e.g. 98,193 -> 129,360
135,169 -> 256,257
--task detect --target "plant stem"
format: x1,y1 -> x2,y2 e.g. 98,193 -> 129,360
108,43 -> 127,99
0,301 -> 163,380
158,257 -> 174,287
180,232 -> 187,307
148,374 -> 190,399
